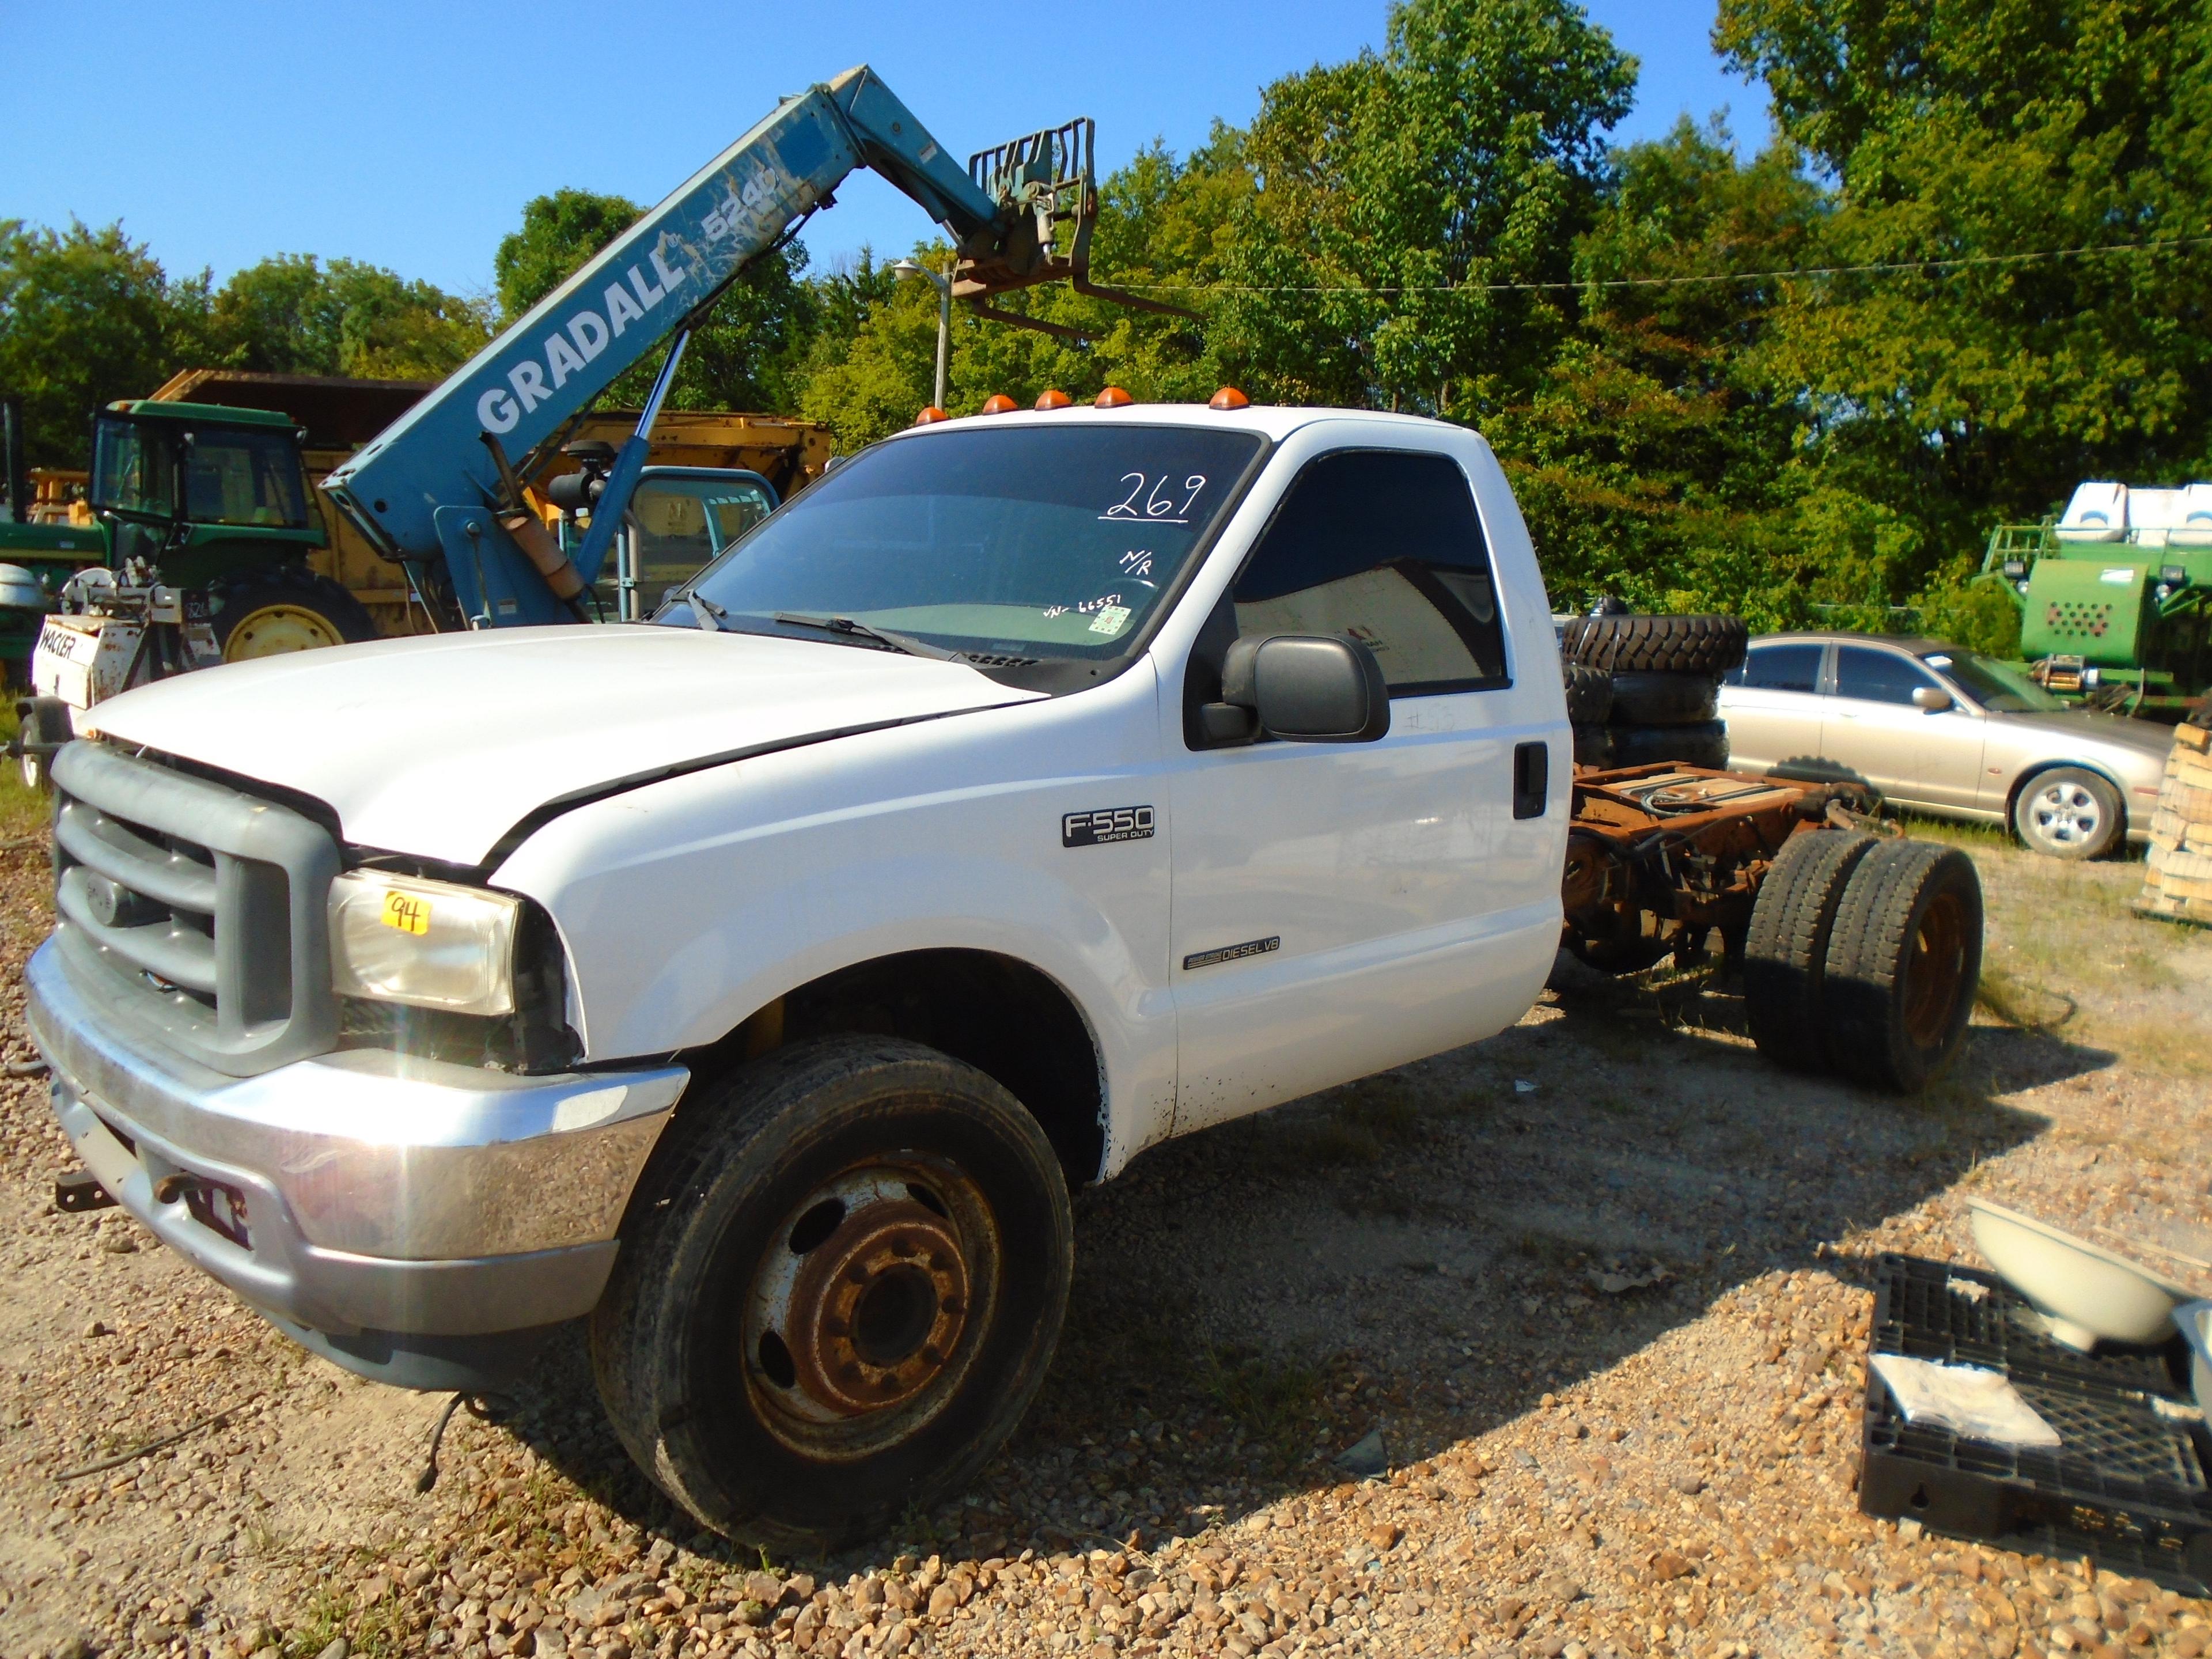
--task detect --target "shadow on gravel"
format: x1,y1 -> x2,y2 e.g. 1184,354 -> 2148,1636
483,961 -> 2067,1579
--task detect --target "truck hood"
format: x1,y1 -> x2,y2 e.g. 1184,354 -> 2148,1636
87,625 -> 1046,866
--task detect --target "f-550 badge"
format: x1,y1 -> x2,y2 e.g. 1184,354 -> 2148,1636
1062,805 -> 1155,847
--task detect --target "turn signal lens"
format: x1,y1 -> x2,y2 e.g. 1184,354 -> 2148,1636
1095,386 -> 1134,408
980,394 -> 1020,415
1035,389 -> 1073,410
913,406 -> 949,426
1209,386 -> 1251,410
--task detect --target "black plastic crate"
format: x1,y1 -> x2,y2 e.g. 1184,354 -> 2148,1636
1861,1254 -> 2212,1595
1872,1255 -> 2185,1395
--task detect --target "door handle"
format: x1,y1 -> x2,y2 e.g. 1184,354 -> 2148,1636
1513,741 -> 1548,819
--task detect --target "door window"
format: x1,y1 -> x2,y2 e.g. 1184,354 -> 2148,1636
1730,641 -> 1823,692
1834,645 -> 1940,706
1230,450 -> 1508,694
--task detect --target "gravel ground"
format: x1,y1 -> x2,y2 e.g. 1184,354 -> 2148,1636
1,830 -> 2209,1659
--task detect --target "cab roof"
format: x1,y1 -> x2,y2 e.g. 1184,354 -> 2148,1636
107,399 -> 299,431
881,401 -> 1469,446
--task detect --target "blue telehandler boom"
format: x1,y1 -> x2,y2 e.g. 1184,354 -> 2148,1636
322,66 -> 1184,629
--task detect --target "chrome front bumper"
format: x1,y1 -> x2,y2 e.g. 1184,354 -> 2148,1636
26,938 -> 687,1388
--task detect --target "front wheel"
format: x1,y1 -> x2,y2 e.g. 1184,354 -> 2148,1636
207,569 -> 378,662
2012,766 -> 2123,859
591,1037 -> 1073,1552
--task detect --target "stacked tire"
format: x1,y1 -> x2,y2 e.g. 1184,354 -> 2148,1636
1562,612 -> 1747,771
2138,713 -> 2212,925
1743,830 -> 1983,1093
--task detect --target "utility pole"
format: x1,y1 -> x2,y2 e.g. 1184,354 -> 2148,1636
892,257 -> 952,412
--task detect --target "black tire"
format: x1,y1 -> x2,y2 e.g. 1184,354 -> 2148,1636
1821,841 -> 1983,1092
206,567 -> 378,662
590,1036 -> 1073,1552
1608,671 -> 1720,726
1743,830 -> 1878,1073
1562,613 -> 1749,676
2010,765 -> 2124,860
1607,720 -> 1730,770
16,695 -> 70,793
1563,663 -> 1613,725
1572,723 -> 1616,767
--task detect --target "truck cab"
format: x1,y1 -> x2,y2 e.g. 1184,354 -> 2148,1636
27,400 -> 1569,1550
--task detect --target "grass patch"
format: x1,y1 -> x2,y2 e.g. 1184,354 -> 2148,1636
1199,1344 -> 1324,1468
1911,815 -> 2210,1077
0,701 -> 49,842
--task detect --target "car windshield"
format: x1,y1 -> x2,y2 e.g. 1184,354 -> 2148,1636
661,425 -> 1264,679
1921,650 -> 2065,713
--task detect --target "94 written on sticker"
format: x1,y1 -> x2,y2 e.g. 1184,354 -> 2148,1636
1062,805 -> 1155,848
380,891 -> 432,935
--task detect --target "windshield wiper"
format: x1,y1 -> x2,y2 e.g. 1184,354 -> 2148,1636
684,590 -> 728,632
772,612 -> 960,662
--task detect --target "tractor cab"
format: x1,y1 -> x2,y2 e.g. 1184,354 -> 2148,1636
89,401 -> 323,586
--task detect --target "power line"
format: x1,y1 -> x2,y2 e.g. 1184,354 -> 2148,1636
1101,232 -> 2212,296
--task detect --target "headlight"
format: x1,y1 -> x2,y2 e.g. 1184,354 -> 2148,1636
328,872 -> 521,1016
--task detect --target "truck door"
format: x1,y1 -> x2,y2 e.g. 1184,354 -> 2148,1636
1165,448 -> 1547,1134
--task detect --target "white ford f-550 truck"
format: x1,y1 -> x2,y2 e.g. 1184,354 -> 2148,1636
28,402 -> 1586,1547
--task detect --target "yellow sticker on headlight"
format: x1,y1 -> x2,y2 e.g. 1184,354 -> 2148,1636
380,891 -> 432,935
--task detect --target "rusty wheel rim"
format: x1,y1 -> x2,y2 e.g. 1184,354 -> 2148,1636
742,1155 -> 998,1460
1901,889 -> 1968,1050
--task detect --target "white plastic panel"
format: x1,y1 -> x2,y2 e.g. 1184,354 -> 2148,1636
2055,481 -> 2127,543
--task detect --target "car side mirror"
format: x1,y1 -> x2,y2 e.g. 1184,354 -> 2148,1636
1213,633 -> 1390,743
1912,686 -> 1955,711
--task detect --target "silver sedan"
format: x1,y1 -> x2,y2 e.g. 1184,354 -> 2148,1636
1718,633 -> 2171,858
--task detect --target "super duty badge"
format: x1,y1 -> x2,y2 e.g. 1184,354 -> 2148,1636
1062,805 -> 1155,847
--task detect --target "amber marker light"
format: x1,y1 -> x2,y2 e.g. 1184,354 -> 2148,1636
1094,387 -> 1134,408
1209,386 -> 1251,410
1035,389 -> 1073,410
912,406 -> 949,425
980,394 -> 1020,415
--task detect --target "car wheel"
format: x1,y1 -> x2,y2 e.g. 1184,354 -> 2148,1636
2012,766 -> 2123,860
590,1036 -> 1072,1552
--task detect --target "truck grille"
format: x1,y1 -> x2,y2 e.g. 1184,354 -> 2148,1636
50,742 -> 341,1077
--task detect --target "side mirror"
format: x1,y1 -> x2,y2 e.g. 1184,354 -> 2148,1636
1214,634 -> 1390,743
1911,685 -> 1955,711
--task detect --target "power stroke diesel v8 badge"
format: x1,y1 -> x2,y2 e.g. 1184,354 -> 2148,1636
1062,805 -> 1155,847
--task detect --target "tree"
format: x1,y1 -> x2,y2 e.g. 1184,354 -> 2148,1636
0,219 -> 210,468
210,255 -> 491,380
1717,0 -> 2212,603
1486,119 -> 1825,620
1218,0 -> 1635,414
494,188 -> 643,320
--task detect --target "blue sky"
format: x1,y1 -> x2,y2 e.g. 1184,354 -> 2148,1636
6,1 -> 1765,300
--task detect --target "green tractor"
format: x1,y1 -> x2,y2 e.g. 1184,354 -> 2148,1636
12,396 -> 377,787
1979,480 -> 2212,718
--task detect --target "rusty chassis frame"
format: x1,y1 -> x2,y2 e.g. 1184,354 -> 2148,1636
1560,763 -> 1885,974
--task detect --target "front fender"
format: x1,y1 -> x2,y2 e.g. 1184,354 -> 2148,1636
492,672 -> 1176,1160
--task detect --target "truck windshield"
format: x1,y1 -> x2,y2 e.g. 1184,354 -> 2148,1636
664,425 -> 1264,669
92,416 -> 310,528
1922,650 -> 2066,713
